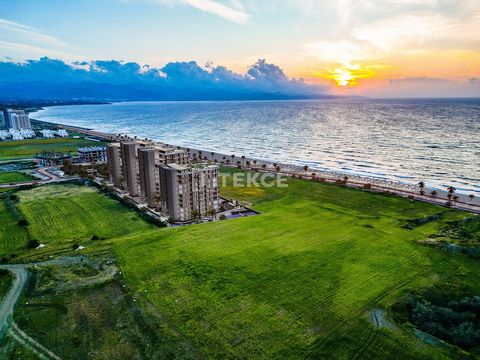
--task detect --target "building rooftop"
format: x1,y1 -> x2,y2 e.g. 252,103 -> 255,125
78,146 -> 107,152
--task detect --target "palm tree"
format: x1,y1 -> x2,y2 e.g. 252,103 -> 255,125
303,165 -> 309,176
231,154 -> 235,161
275,165 -> 281,172
246,160 -> 251,168
418,181 -> 425,196
210,152 -> 214,160
241,155 -> 246,165
447,186 -> 456,196
253,160 -> 257,166
469,194 -> 475,201
311,172 -> 316,179
261,164 -> 267,170
343,175 -> 349,183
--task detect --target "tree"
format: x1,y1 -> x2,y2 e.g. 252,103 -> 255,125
261,164 -> 267,169
303,165 -> 309,176
343,175 -> 349,183
206,208 -> 215,219
219,214 -> 227,220
453,195 -> 459,203
191,210 -> 201,221
241,155 -> 246,165
311,172 -> 316,179
447,186 -> 456,196
26,239 -> 40,249
253,160 -> 257,166
245,160 -> 251,168
275,165 -> 281,172
431,190 -> 438,197
469,194 -> 475,201
18,219 -> 29,227
418,181 -> 425,196
210,152 -> 214,160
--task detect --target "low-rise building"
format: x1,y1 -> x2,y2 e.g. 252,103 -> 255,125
78,146 -> 107,163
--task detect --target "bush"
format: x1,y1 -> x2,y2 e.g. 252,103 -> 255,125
91,234 -> 100,241
219,214 -> 227,220
26,239 -> 40,249
72,243 -> 80,250
17,219 -> 30,227
9,194 -> 19,202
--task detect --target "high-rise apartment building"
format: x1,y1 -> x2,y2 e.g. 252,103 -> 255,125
159,163 -> 219,222
137,147 -> 159,208
106,143 -> 122,188
3,109 -> 31,130
120,142 -> 140,197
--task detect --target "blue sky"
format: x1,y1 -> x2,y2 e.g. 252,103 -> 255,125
1,0 -> 479,97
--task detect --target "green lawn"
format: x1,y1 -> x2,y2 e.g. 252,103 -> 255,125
114,171 -> 480,359
16,184 -> 155,246
0,137 -> 103,160
0,171 -> 33,184
0,200 -> 28,258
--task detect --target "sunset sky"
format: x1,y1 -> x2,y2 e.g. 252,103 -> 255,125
1,0 -> 479,97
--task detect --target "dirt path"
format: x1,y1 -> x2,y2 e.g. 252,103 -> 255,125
0,267 -> 27,340
0,256 -> 116,358
9,322 -> 62,360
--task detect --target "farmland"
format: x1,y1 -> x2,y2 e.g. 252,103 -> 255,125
0,137 -> 103,160
16,184 -> 155,246
0,172 -> 478,358
0,172 -> 33,184
114,170 -> 480,359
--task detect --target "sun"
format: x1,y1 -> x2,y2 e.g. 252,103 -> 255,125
334,67 -> 355,87
315,63 -> 381,87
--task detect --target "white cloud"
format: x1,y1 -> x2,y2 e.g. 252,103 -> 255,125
150,0 -> 248,24
0,18 -> 66,47
0,40 -> 79,60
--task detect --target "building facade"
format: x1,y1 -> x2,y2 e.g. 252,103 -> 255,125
137,147 -> 159,208
78,146 -> 107,163
120,142 -> 140,196
106,143 -> 122,188
3,109 -> 31,130
159,163 -> 219,222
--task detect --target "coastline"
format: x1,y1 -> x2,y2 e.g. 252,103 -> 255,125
29,116 -> 480,214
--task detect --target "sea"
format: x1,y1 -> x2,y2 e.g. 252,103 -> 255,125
33,98 -> 480,195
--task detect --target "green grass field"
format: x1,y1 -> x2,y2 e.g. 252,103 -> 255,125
0,172 -> 33,184
0,200 -> 28,258
0,137 -> 103,160
114,171 -> 480,359
16,184 -> 155,246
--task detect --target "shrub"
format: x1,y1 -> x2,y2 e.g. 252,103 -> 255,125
9,194 -> 19,202
219,214 -> 227,220
18,219 -> 30,227
26,239 -> 40,249
72,243 -> 80,250
91,234 -> 100,240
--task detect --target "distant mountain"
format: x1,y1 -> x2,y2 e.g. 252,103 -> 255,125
0,57 -> 339,101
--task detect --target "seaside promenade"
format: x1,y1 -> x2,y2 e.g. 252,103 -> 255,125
52,122 -> 480,215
